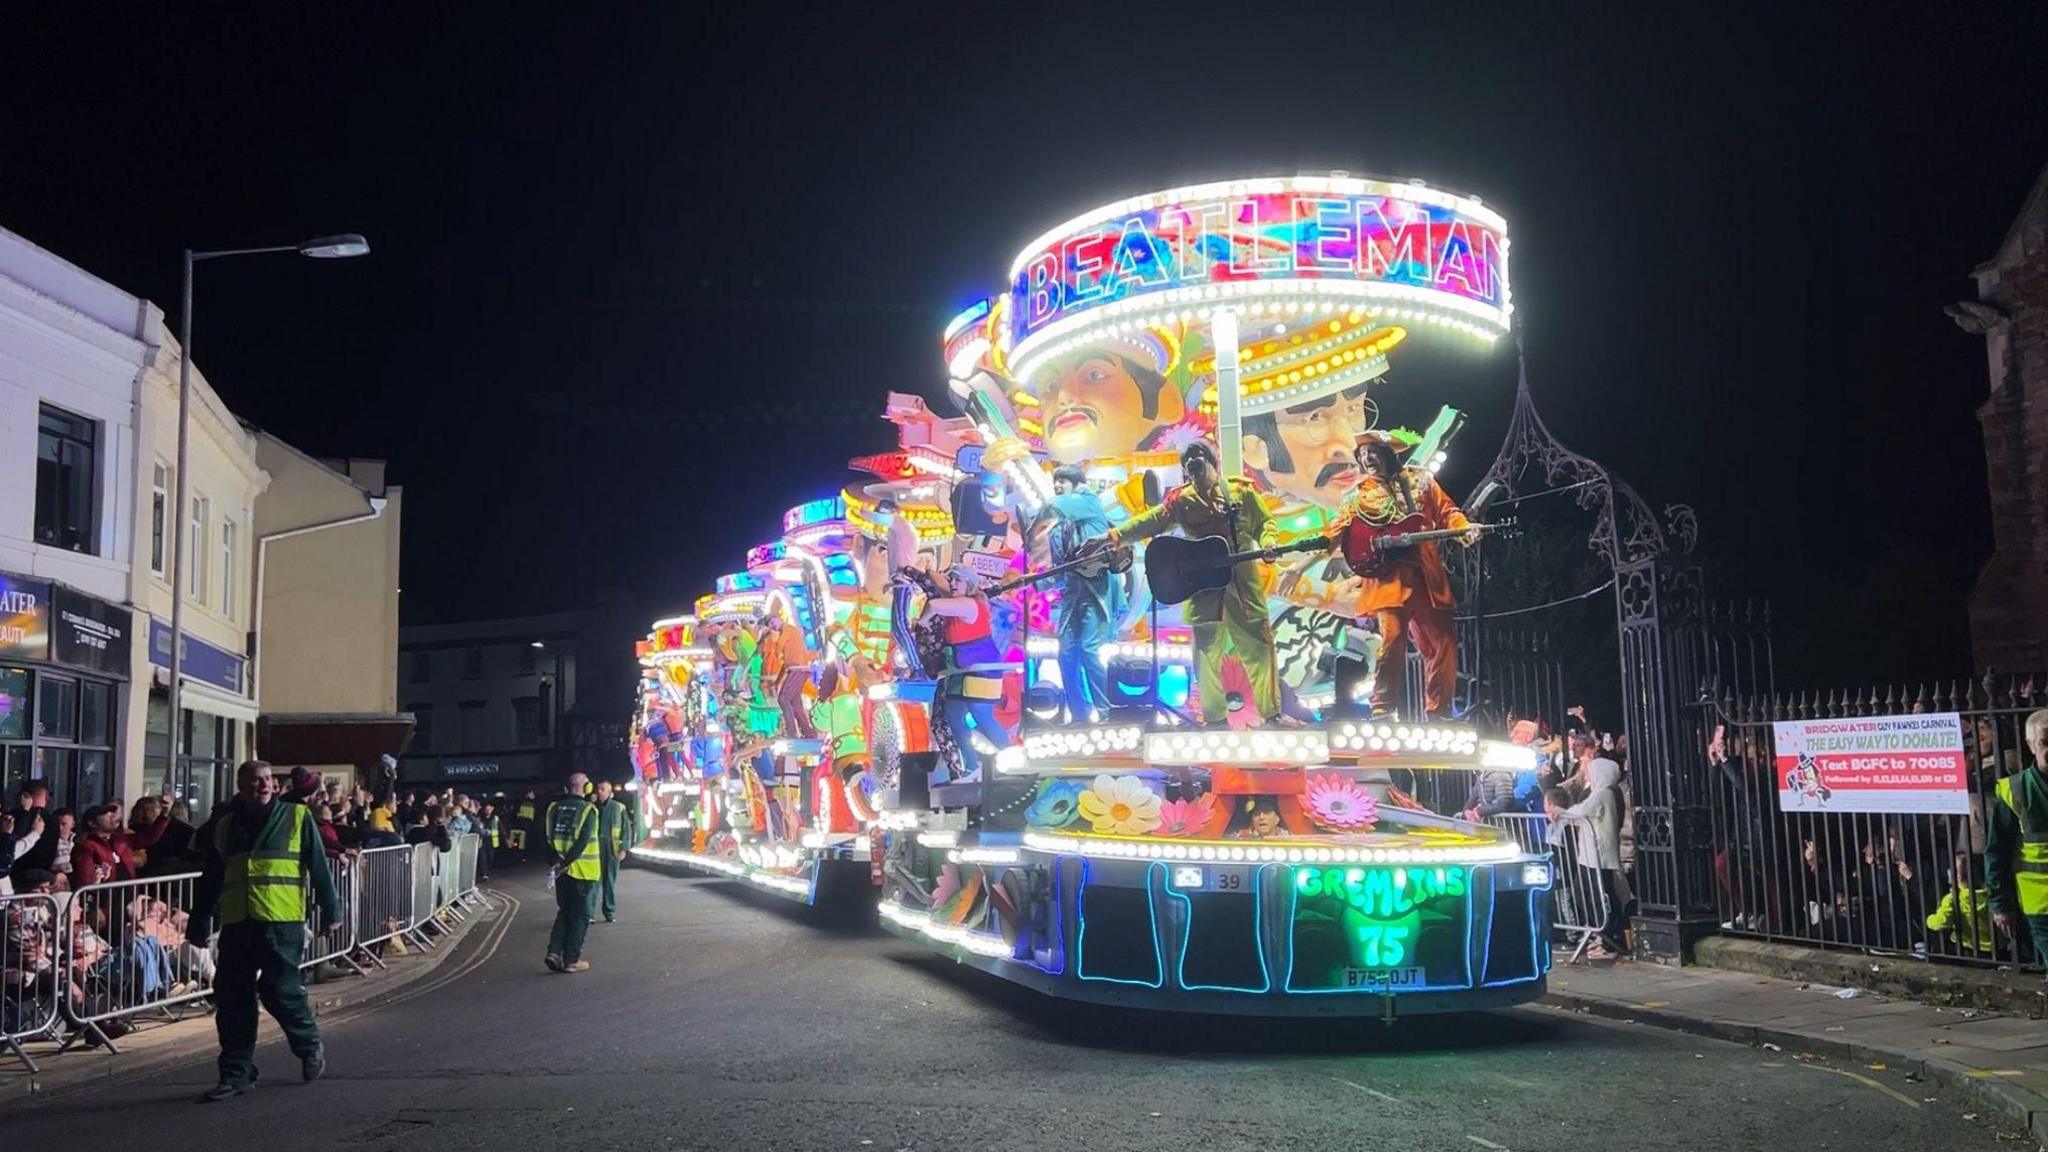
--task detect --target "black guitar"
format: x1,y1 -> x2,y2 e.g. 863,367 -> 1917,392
1144,535 -> 1330,606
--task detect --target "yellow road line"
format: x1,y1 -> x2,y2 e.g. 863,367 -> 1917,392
1795,1063 -> 1922,1109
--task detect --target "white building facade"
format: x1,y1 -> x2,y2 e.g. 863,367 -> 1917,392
1,225 -> 265,820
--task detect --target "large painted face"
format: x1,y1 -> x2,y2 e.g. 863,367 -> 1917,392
1245,389 -> 1374,508
1039,352 -> 1182,463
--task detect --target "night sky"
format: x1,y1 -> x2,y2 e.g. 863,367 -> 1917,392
10,4 -> 2046,687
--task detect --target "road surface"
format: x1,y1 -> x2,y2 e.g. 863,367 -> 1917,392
0,866 -> 2016,1150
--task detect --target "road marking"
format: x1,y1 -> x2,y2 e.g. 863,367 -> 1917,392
1331,1077 -> 1403,1105
1467,1136 -> 1510,1150
1795,1063 -> 1922,1109
1966,1069 -> 2027,1079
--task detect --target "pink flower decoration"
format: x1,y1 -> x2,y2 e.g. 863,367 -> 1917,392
1305,773 -> 1379,831
1155,794 -> 1218,838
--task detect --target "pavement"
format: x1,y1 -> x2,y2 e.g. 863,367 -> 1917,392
1544,953 -> 2048,1147
0,889 -> 510,1103
0,865 -> 2027,1151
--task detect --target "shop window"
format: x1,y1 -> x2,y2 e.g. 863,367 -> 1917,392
79,679 -> 112,746
0,667 -> 28,741
463,647 -> 483,680
513,696 -> 540,746
409,650 -> 431,683
37,674 -> 78,741
35,404 -> 98,554
518,644 -> 537,674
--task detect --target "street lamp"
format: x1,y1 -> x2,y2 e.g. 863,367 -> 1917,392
167,234 -> 369,801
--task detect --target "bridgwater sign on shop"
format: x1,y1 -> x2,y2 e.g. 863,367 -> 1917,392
1773,712 -> 1970,815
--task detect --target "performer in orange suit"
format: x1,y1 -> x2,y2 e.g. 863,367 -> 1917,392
1325,431 -> 1477,719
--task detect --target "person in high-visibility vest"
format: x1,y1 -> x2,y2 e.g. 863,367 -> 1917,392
478,802 -> 500,880
544,772 -> 602,972
188,760 -> 341,1102
1987,710 -> 2048,961
510,789 -> 540,861
594,780 -> 634,923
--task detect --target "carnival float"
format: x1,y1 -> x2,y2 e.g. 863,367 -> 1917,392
630,173 -> 1553,1014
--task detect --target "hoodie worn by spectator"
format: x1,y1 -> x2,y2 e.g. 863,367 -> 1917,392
1927,884 -> 1997,953
404,820 -> 452,853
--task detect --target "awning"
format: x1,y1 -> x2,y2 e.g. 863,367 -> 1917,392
257,712 -> 415,769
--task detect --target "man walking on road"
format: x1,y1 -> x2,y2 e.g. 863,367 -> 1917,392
594,779 -> 633,923
544,773 -> 601,972
1987,709 -> 2048,969
188,760 -> 341,1101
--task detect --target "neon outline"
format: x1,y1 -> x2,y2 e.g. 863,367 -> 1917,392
1075,858 -> 1166,989
1165,862 -> 1272,994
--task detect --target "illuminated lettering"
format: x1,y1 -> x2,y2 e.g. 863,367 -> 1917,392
1229,198 -> 1288,275
1063,230 -> 1108,304
1300,197 -> 1356,271
1359,198 -> 1433,283
1104,218 -> 1171,295
1024,252 -> 1060,328
1170,201 -> 1231,285
1435,221 -> 1487,299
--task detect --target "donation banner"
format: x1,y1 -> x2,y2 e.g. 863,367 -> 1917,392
1773,712 -> 1970,815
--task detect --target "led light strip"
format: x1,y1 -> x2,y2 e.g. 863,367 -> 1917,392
879,901 -> 1014,958
1327,721 -> 1479,756
1021,638 -> 1195,664
949,847 -> 1022,866
1010,281 -> 1504,385
1022,724 -> 1146,761
1020,830 -> 1523,866
1145,728 -> 1331,765
628,845 -> 816,897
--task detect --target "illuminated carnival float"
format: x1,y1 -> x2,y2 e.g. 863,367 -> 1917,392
632,174 -> 1553,1015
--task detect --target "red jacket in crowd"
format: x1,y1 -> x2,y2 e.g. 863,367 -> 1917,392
72,832 -> 138,885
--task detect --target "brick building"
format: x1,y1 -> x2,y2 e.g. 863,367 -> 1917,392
1963,162 -> 2048,672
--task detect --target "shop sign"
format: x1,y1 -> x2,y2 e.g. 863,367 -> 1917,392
148,618 -> 247,695
442,762 -> 501,780
51,586 -> 131,676
0,571 -> 52,662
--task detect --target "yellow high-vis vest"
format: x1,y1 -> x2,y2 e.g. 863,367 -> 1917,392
1996,774 -> 2048,915
547,797 -> 602,881
217,802 -> 312,924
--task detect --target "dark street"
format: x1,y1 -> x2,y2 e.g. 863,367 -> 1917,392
0,868 -> 2011,1151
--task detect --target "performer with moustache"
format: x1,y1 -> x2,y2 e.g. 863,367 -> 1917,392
1325,431 -> 1478,720
1099,441 -> 1288,726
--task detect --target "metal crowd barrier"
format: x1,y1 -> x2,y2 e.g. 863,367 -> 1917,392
301,853 -> 365,976
353,844 -> 417,966
406,843 -> 442,946
58,872 -> 214,1052
1489,812 -> 1614,963
2,891 -> 65,1072
452,833 -> 485,909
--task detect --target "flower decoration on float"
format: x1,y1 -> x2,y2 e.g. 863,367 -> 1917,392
1076,774 -> 1163,836
1026,779 -> 1084,829
1304,773 -> 1379,831
1154,793 -> 1218,838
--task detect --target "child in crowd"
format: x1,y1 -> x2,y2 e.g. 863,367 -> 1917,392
1925,850 -> 1996,954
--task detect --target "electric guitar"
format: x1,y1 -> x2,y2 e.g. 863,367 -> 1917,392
1340,515 -> 1513,577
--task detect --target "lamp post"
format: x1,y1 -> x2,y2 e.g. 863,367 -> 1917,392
167,235 -> 368,801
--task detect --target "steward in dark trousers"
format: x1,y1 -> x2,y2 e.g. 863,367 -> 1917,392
544,773 -> 601,973
189,761 -> 340,1102
594,780 -> 633,923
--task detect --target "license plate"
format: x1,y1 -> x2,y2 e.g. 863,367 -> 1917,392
1169,865 -> 1252,892
1343,966 -> 1425,990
